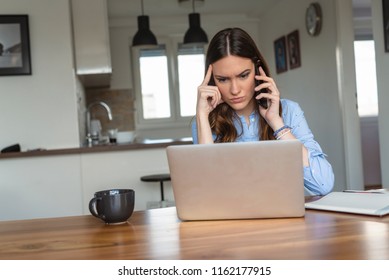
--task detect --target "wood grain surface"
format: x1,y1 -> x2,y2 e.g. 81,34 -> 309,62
1,207 -> 388,260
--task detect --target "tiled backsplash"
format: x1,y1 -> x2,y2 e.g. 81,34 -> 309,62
85,88 -> 135,135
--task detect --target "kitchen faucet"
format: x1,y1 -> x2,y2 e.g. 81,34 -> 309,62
86,101 -> 113,138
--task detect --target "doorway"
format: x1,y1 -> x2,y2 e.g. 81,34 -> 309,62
353,0 -> 382,189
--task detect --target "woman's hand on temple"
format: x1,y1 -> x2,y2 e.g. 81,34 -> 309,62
196,65 -> 223,117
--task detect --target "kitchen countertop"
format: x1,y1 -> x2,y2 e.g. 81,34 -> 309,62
0,137 -> 193,160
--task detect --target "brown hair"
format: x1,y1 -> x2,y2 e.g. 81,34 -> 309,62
205,27 -> 281,142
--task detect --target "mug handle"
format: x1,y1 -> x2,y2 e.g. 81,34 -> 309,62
89,197 -> 103,219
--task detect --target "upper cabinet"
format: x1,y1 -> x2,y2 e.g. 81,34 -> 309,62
71,0 -> 112,88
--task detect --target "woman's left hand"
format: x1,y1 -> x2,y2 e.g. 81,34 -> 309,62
255,67 -> 284,130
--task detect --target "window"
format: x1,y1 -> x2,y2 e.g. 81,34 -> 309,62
177,44 -> 205,117
132,40 -> 206,130
354,40 -> 378,117
139,47 -> 171,119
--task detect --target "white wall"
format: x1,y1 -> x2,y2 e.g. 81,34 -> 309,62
0,0 -> 80,151
372,0 -> 389,186
258,0 -> 351,190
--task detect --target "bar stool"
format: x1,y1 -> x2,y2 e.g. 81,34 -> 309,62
140,173 -> 174,209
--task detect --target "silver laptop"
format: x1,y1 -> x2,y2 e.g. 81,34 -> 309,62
166,140 -> 305,221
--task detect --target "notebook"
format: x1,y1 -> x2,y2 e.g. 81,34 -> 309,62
166,140 -> 305,221
305,191 -> 389,216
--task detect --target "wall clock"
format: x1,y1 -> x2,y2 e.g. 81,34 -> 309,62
305,2 -> 322,36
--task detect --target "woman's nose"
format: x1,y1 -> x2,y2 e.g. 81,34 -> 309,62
230,80 -> 240,95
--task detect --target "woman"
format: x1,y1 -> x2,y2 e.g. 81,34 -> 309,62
192,27 -> 334,195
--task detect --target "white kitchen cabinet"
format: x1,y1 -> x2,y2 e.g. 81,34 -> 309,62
0,156 -> 83,221
71,0 -> 112,87
0,148 -> 173,221
80,149 -> 173,214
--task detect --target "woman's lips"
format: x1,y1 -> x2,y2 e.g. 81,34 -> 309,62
230,97 -> 244,104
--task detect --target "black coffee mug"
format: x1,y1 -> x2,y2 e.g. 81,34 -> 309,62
89,189 -> 135,224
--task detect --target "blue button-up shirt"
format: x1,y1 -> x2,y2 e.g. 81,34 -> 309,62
191,99 -> 334,196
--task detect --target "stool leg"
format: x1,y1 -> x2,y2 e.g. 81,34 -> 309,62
160,181 -> 165,201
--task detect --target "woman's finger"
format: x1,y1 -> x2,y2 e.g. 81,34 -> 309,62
201,65 -> 213,86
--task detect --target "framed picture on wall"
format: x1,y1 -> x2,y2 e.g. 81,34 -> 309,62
287,30 -> 301,69
274,36 -> 287,74
0,15 -> 31,76
383,0 -> 389,52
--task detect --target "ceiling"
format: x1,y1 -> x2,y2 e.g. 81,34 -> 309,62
353,0 -> 372,18
107,0 -> 372,19
107,0 -> 281,19
352,0 -> 371,9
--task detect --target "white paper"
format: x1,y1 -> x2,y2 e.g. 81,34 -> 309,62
305,192 -> 389,216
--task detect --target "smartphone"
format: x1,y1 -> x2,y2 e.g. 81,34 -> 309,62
254,64 -> 268,109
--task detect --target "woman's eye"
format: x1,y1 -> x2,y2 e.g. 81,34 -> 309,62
217,78 -> 227,83
240,73 -> 250,79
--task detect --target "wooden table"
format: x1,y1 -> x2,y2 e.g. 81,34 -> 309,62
1,206 -> 389,260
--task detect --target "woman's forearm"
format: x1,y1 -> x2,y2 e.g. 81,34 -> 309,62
196,115 -> 214,144
278,131 -> 309,166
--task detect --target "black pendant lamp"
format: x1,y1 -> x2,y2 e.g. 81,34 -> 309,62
132,0 -> 158,46
183,0 -> 208,44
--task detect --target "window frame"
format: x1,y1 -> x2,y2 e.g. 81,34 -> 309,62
131,37 -> 207,131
